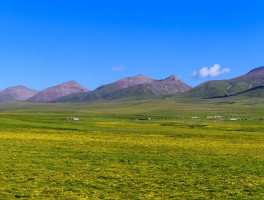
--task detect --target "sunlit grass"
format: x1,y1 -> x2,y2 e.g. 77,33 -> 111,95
0,100 -> 264,198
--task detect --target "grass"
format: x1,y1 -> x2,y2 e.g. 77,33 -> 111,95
0,98 -> 264,199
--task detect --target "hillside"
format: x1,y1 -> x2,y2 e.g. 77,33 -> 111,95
51,74 -> 192,102
182,66 -> 264,99
28,81 -> 90,101
0,85 -> 38,102
220,86 -> 264,99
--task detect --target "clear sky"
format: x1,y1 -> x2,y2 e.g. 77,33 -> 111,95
1,0 -> 264,91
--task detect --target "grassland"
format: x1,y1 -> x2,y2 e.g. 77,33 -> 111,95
0,98 -> 264,199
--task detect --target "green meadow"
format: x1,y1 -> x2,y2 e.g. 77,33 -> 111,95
0,98 -> 264,199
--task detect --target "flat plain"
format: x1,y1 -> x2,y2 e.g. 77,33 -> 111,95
0,97 -> 264,199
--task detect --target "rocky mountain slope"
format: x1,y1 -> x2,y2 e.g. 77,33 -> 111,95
51,74 -> 192,102
28,81 -> 90,101
0,85 -> 38,102
183,66 -> 264,99
94,74 -> 155,94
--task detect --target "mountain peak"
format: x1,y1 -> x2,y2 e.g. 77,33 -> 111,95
59,80 -> 78,86
0,85 -> 38,101
247,66 -> 264,74
135,74 -> 148,78
30,81 -> 90,101
14,85 -> 26,88
159,75 -> 178,82
114,74 -> 154,89
165,75 -> 178,81
5,85 -> 28,90
234,66 -> 264,81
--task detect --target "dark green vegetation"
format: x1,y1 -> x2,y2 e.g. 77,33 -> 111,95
0,98 -> 264,199
51,84 -> 170,103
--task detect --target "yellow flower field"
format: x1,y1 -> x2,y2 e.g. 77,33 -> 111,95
0,119 -> 264,199
0,100 -> 264,199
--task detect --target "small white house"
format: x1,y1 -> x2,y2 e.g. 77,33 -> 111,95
73,118 -> 79,121
191,116 -> 198,119
230,117 -> 237,121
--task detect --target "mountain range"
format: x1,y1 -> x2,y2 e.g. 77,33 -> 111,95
50,74 -> 192,102
27,81 -> 90,102
1,66 -> 264,103
0,85 -> 38,102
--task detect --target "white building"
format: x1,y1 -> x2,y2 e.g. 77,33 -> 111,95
230,117 -> 237,121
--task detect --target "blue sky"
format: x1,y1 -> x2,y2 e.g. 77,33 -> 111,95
0,0 -> 264,91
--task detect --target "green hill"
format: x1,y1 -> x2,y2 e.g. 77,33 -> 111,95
182,66 -> 264,99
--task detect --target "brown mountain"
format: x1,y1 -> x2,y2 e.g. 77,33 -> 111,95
95,74 -> 155,92
29,81 -> 90,101
0,85 -> 38,102
95,74 -> 192,93
114,74 -> 155,88
51,74 -> 192,102
99,75 -> 193,101
154,75 -> 193,93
